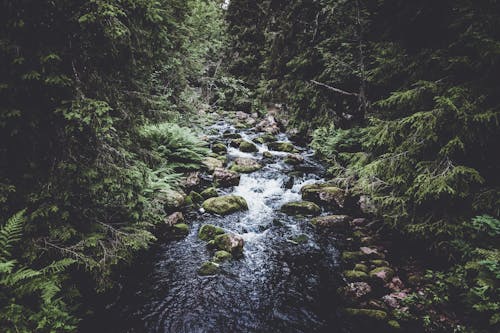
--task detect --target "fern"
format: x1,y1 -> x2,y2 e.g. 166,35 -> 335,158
0,209 -> 26,261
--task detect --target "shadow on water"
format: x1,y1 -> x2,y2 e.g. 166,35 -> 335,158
83,121 -> 346,333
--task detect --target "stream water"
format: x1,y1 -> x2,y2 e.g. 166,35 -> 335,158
91,120 -> 344,333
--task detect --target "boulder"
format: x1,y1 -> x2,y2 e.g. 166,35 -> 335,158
281,201 -> 321,216
182,172 -> 200,189
213,250 -> 232,263
198,261 -> 219,276
253,133 -> 277,144
288,234 -> 308,245
338,282 -> 372,304
354,263 -> 369,273
301,183 -> 353,210
255,115 -> 280,134
164,212 -> 185,227
343,308 -> 388,321
202,195 -> 248,215
284,154 -> 304,165
369,267 -> 395,283
310,215 -> 351,231
160,189 -> 186,212
185,191 -> 203,206
230,157 -> 262,173
359,195 -> 376,214
267,141 -> 297,153
212,142 -> 227,154
214,233 -> 244,254
371,259 -> 390,267
360,247 -> 385,259
213,168 -> 240,187
172,223 -> 189,236
344,270 -> 369,281
200,187 -> 218,199
263,151 -> 273,158
239,140 -> 258,152
202,157 -> 224,173
230,138 -> 244,148
198,224 -> 225,241
341,251 -> 366,263
223,132 -> 241,139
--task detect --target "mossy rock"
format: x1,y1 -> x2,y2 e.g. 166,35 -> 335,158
200,187 -> 218,199
344,270 -> 369,281
388,320 -> 401,330
310,215 -> 351,230
267,141 -> 297,153
301,184 -> 350,210
263,151 -> 273,158
369,267 -> 395,283
229,157 -> 262,173
202,195 -> 248,215
214,233 -> 244,254
344,308 -> 387,321
212,142 -> 227,154
223,132 -> 241,139
239,140 -> 258,152
288,234 -> 308,245
230,138 -> 244,148
172,223 -> 189,236
161,190 -> 186,212
254,133 -> 277,144
187,191 -> 203,205
354,263 -> 369,273
342,251 -> 366,263
371,259 -> 390,267
198,224 -> 225,241
202,157 -> 224,173
281,201 -> 321,216
198,261 -> 219,276
213,250 -> 232,263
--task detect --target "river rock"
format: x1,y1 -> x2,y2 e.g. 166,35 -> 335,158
185,191 -> 204,206
253,133 -> 277,144
214,233 -> 244,254
284,154 -> 304,165
239,140 -> 258,152
212,142 -> 227,154
359,195 -> 376,214
301,183 -> 353,210
230,138 -> 244,148
341,251 -> 366,263
343,308 -> 388,321
280,201 -> 321,216
369,267 -> 395,283
267,141 -> 297,153
202,157 -> 224,173
213,167 -> 240,187
263,151 -> 273,158
344,270 -> 369,281
230,157 -> 262,173
223,132 -> 241,139
172,223 -> 189,236
213,250 -> 232,263
198,224 -> 225,241
182,172 -> 200,189
360,246 -> 385,259
160,189 -> 186,212
255,115 -> 280,134
202,195 -> 248,215
200,187 -> 218,199
339,282 -> 372,304
310,215 -> 351,231
165,212 -> 185,227
198,261 -> 219,276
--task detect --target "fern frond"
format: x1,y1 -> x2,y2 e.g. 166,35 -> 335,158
0,209 -> 26,261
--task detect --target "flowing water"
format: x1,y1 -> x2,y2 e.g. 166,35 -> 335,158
92,121 -> 344,333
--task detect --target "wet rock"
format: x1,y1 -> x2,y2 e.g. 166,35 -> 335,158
283,177 -> 294,189
185,191 -> 203,206
310,215 -> 351,231
301,183 -> 353,210
223,132 -> 241,139
288,234 -> 308,245
341,251 -> 366,263
343,308 -> 387,321
198,261 -> 219,276
359,195 -> 376,214
182,172 -> 200,189
230,138 -> 244,148
172,223 -> 189,236
213,250 -> 232,263
202,157 -> 224,173
354,263 -> 369,273
253,133 -> 277,144
344,270 -> 369,281
212,142 -> 227,154
200,187 -> 218,199
165,212 -> 185,227
263,151 -> 273,158
388,320 -> 401,330
160,189 -> 186,212
255,115 -> 280,134
202,195 -> 248,215
280,201 -> 321,216
387,277 -> 405,292
213,168 -> 240,187
338,282 -> 372,303
230,157 -> 262,173
214,233 -> 244,254
382,292 -> 408,309
268,141 -> 297,153
351,217 -> 368,227
360,247 -> 385,259
284,154 -> 304,165
369,267 -> 395,283
371,259 -> 390,267
198,224 -> 225,241
239,140 -> 258,152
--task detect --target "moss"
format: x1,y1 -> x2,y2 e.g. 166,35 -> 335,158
344,270 -> 369,281
161,190 -> 186,212
268,141 -> 297,153
200,187 -> 218,199
202,157 -> 224,173
213,233 -> 244,254
254,133 -> 276,144
230,164 -> 261,173
263,151 -> 273,158
239,140 -> 258,152
198,224 -> 225,241
212,142 -> 227,154
344,308 -> 388,321
198,261 -> 219,276
354,263 -> 369,273
230,138 -> 244,147
342,251 -> 365,262
310,215 -> 350,230
369,267 -> 395,282
371,259 -> 390,267
281,201 -> 321,216
202,195 -> 248,215
172,223 -> 189,235
189,191 -> 204,204
223,132 -> 241,139
289,234 -> 308,244
213,250 -> 232,263
388,320 -> 401,330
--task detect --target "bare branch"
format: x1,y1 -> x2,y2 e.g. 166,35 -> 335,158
309,80 -> 359,97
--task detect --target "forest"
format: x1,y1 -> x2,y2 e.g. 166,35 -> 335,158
0,0 -> 499,332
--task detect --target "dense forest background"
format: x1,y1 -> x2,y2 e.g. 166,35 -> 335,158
0,0 -> 499,332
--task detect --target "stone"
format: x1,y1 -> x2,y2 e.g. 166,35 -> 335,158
288,234 -> 308,245
255,115 -> 280,134
341,251 -> 366,263
301,183 -> 352,210
172,223 -> 189,236
267,141 -> 297,153
254,133 -> 277,144
354,263 -> 369,273
214,233 -> 244,254
344,270 -> 369,281
263,151 -> 273,158
198,261 -> 219,276
223,132 -> 241,139
239,141 -> 258,152
359,195 -> 376,214
281,201 -> 321,216
351,218 -> 368,227
338,282 -> 372,303
230,157 -> 262,173
200,187 -> 218,199
371,259 -> 390,267
164,212 -> 184,227
284,154 -> 304,165
360,247 -> 385,259
202,157 -> 224,173
212,142 -> 227,154
343,308 -> 388,321
388,320 -> 401,330
230,138 -> 244,148
182,172 -> 200,189
213,168 -> 241,187
310,215 -> 351,231
213,250 -> 232,263
198,224 -> 225,241
160,189 -> 186,212
369,267 -> 396,283
187,191 -> 203,205
202,195 -> 248,215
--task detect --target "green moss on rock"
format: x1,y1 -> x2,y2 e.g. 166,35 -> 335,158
198,261 -> 219,276
354,263 -> 369,273
198,224 -> 225,241
202,195 -> 248,215
239,140 -> 258,152
268,141 -> 297,153
369,267 -> 395,283
344,308 -> 388,321
344,270 -> 369,281
214,233 -> 244,254
200,187 -> 218,199
172,223 -> 189,236
341,251 -> 365,262
281,201 -> 321,216
213,250 -> 232,263
212,142 -> 227,154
